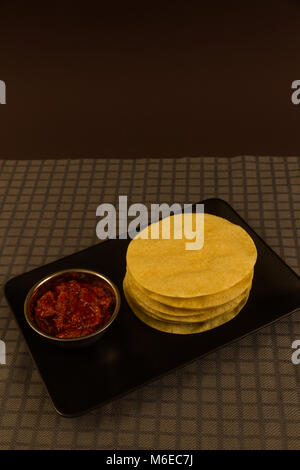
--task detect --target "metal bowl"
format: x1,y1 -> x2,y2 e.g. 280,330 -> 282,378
24,269 -> 121,349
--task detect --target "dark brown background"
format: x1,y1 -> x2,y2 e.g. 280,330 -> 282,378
0,0 -> 300,159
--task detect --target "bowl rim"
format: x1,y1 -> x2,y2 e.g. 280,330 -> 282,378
24,268 -> 121,342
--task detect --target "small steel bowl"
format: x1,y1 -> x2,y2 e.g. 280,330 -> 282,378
24,269 -> 121,349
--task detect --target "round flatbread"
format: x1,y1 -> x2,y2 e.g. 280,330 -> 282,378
125,272 -> 252,321
127,268 -> 254,309
126,213 -> 257,297
124,283 -> 249,334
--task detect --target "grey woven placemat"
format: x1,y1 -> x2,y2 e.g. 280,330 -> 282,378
0,156 -> 300,450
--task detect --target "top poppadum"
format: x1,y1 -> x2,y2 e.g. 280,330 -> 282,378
126,213 -> 257,297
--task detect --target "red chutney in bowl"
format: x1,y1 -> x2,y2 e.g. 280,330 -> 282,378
33,279 -> 115,338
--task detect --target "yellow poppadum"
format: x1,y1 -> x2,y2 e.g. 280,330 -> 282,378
126,213 -> 257,297
124,283 -> 249,334
127,269 -> 254,309
125,272 -> 252,321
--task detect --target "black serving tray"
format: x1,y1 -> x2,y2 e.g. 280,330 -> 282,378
5,198 -> 300,416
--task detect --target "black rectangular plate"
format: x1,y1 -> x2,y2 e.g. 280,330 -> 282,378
5,198 -> 300,416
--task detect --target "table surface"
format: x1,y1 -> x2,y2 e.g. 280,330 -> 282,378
0,156 -> 300,450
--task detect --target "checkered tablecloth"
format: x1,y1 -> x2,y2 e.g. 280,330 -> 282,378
0,156 -> 300,450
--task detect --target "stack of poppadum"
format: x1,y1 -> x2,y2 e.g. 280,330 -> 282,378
123,212 -> 257,334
